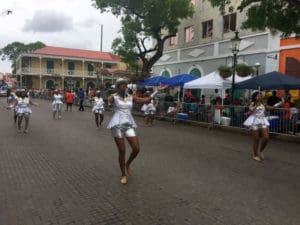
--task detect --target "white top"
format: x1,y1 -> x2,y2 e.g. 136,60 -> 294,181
16,97 -> 32,114
92,97 -> 105,112
107,94 -> 137,128
141,100 -> 156,113
52,94 -> 63,105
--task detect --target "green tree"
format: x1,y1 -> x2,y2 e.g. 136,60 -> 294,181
0,41 -> 46,74
208,0 -> 300,38
93,0 -> 194,76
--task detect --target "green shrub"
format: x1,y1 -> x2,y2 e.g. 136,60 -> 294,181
218,65 -> 232,78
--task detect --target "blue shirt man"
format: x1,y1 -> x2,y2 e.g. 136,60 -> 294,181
78,88 -> 85,111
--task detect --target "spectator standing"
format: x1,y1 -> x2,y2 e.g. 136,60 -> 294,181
78,88 -> 85,111
282,96 -> 292,133
267,90 -> 282,107
65,90 -> 74,112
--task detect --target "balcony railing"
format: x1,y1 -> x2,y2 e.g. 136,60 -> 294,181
20,67 -> 96,77
47,68 -> 54,74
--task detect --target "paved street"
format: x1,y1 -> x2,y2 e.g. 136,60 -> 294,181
0,97 -> 299,225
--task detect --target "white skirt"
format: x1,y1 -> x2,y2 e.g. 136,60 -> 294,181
92,106 -> 104,114
16,107 -> 32,115
243,115 -> 270,127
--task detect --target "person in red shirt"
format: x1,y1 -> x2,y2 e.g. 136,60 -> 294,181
282,96 -> 291,133
65,90 -> 74,112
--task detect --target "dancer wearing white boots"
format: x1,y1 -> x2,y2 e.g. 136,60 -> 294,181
15,89 -> 38,133
92,90 -> 105,128
52,90 -> 64,119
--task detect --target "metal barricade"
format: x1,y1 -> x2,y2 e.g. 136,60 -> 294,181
131,98 -> 300,137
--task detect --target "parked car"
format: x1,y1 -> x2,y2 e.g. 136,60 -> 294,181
0,87 -> 7,97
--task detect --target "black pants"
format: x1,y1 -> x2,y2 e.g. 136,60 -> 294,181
79,99 -> 84,111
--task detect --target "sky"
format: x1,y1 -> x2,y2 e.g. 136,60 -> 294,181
0,0 -> 121,73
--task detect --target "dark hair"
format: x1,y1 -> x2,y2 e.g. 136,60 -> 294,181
285,96 -> 291,102
251,91 -> 261,103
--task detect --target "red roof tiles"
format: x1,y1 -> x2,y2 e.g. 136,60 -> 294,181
33,46 -> 120,61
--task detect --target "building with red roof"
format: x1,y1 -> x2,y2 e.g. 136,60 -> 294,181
16,46 -> 128,90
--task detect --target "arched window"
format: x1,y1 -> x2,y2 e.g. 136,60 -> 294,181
46,80 -> 54,89
190,68 -> 201,77
161,70 -> 170,78
86,81 -> 95,90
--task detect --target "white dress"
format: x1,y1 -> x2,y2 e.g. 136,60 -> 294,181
92,97 -> 105,113
107,94 -> 137,128
243,103 -> 270,128
16,97 -> 32,115
52,94 -> 63,110
142,100 -> 156,115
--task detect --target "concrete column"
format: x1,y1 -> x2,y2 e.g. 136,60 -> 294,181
39,56 -> 42,89
82,60 -> 85,78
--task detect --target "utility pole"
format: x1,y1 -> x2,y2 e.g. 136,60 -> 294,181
100,24 -> 103,52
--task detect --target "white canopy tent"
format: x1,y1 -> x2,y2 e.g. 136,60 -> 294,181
183,71 -> 251,104
183,71 -> 251,124
183,71 -> 251,90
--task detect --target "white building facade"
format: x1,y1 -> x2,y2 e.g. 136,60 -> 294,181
152,0 -> 280,83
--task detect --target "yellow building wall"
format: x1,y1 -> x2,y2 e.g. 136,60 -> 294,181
24,55 -> 124,90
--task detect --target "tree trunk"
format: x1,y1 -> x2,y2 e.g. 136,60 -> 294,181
140,36 -> 164,78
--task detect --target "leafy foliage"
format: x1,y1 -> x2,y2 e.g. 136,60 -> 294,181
0,41 -> 46,74
208,0 -> 300,37
235,64 -> 254,77
93,0 -> 194,76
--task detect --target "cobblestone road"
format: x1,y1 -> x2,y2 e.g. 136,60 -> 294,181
0,98 -> 299,225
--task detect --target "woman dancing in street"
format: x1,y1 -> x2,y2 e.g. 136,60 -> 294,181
15,89 -> 38,133
52,90 -> 63,119
141,99 -> 156,126
243,91 -> 275,161
92,90 -> 105,128
107,78 -> 163,184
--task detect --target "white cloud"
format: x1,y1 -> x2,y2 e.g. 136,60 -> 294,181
0,0 -> 121,73
23,10 -> 73,32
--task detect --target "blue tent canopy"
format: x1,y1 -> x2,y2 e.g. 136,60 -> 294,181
162,74 -> 197,87
235,71 -> 300,90
137,76 -> 168,86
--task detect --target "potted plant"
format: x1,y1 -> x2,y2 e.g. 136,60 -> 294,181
218,65 -> 232,78
235,64 -> 254,77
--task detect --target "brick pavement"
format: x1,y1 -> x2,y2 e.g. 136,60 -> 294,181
0,98 -> 299,225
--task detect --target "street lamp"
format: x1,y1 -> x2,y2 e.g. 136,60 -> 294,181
254,62 -> 261,77
230,31 -> 241,105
